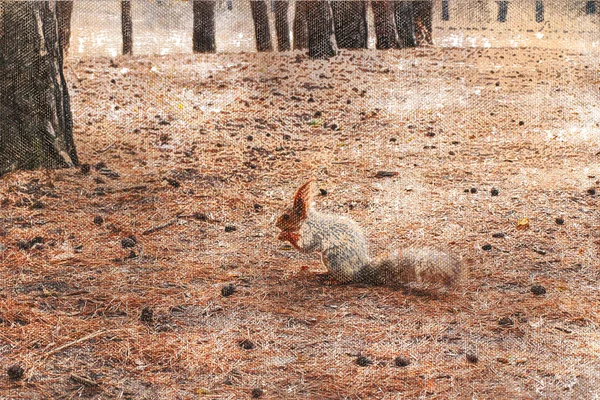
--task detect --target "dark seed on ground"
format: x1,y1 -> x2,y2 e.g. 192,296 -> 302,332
221,284 -> 236,297
466,353 -> 478,363
80,164 -> 91,174
498,317 -> 514,326
165,178 -> 180,188
140,307 -> 154,323
555,217 -> 565,225
30,201 -> 44,210
251,388 -> 264,398
519,121 -> 525,126
7,364 -> 24,380
491,188 -> 499,196
246,135 -> 253,141
356,355 -> 373,367
449,151 -> 455,155
470,187 -> 478,194
224,225 -> 236,232
482,244 -> 492,251
18,236 -> 43,250
93,215 -> 104,225
319,188 -> 328,196
193,212 -> 208,221
375,171 -> 398,178
253,203 -> 263,211
283,134 -> 291,140
531,285 -> 547,295
587,188 -> 596,195
239,339 -> 255,350
492,232 -> 505,238
121,236 -> 137,248
394,356 -> 411,367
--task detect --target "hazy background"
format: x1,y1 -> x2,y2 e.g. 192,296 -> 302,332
69,0 -> 600,57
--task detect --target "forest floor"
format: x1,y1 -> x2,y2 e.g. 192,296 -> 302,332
1,47 -> 600,399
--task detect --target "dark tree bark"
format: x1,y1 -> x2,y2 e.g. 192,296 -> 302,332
121,0 -> 133,55
330,0 -> 368,49
192,0 -> 216,53
535,0 -> 544,22
586,1 -> 596,15
412,1 -> 432,45
497,1 -> 508,22
274,1 -> 291,51
372,0 -> 399,49
394,1 -> 416,48
293,0 -> 308,49
250,0 -> 273,52
0,1 -> 78,176
56,0 -> 74,55
306,0 -> 338,59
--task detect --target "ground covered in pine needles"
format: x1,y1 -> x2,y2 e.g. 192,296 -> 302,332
1,47 -> 599,399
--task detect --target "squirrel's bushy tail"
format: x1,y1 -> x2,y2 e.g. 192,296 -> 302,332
358,247 -> 463,287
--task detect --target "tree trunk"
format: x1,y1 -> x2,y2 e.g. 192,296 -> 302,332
394,1 -> 416,48
250,0 -> 273,52
330,0 -> 367,49
535,0 -> 544,22
121,0 -> 133,55
306,0 -> 338,59
293,0 -> 308,49
192,0 -> 216,53
412,1 -> 432,45
274,1 -> 291,51
372,0 -> 399,49
56,0 -> 74,55
497,0 -> 508,22
0,1 -> 78,176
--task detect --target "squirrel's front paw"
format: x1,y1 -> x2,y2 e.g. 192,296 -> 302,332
278,231 -> 301,250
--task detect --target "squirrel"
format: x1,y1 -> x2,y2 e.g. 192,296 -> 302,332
275,180 -> 463,287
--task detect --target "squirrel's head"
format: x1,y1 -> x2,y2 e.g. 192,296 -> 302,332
275,179 -> 315,235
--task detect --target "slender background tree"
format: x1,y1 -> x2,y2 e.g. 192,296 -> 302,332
372,0 -> 400,49
330,0 -> 368,49
293,0 -> 308,49
121,0 -> 133,54
274,0 -> 291,51
193,0 -> 217,53
395,0 -> 417,47
306,0 -> 338,59
250,0 -> 273,51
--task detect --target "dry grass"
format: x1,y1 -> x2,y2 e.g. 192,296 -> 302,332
1,47 -> 599,399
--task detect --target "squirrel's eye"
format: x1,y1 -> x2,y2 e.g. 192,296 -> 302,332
283,214 -> 290,220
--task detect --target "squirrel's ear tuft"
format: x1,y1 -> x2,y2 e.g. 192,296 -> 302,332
293,179 -> 314,218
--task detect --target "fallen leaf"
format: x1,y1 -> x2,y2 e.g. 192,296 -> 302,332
516,218 -> 530,230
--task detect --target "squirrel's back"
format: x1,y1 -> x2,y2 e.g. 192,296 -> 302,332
299,211 -> 371,283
